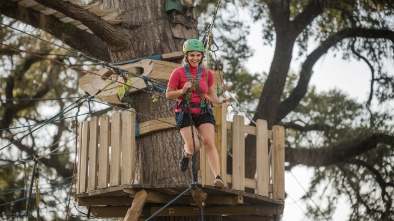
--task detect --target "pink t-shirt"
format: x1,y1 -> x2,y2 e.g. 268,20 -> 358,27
168,64 -> 214,113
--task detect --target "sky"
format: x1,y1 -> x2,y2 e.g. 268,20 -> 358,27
243,15 -> 387,221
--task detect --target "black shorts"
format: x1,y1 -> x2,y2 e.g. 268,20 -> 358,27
176,112 -> 215,129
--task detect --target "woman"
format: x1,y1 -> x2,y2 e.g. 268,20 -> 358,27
166,39 -> 227,188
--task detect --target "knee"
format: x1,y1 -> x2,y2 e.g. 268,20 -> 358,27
202,139 -> 215,150
185,141 -> 201,151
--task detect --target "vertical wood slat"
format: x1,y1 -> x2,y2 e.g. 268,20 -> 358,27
110,112 -> 121,186
88,117 -> 99,191
232,115 -> 245,190
79,121 -> 90,193
121,110 -> 136,184
220,104 -> 228,185
76,123 -> 83,194
200,143 -> 207,185
256,119 -> 269,196
213,106 -> 222,183
98,115 -> 110,189
272,125 -> 285,200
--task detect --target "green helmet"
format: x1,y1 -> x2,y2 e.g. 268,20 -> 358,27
183,39 -> 204,53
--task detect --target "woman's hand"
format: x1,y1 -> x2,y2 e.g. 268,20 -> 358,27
219,98 -> 228,104
182,82 -> 192,94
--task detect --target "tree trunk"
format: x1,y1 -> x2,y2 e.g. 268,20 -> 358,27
111,2 -> 220,220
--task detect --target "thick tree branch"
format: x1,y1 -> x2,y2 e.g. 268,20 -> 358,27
282,122 -> 331,132
34,0 -> 128,46
0,1 -> 110,61
286,133 -> 394,167
291,0 -> 325,33
275,28 -> 394,123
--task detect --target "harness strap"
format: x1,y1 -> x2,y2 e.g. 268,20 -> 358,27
183,64 -> 207,107
175,65 -> 216,130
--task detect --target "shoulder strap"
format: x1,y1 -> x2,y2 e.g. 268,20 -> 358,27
183,64 -> 207,106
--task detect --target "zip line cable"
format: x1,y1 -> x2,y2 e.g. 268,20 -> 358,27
0,23 -> 80,54
91,99 -> 178,127
286,193 -> 314,221
1,42 -> 173,104
1,96 -> 83,102
0,109 -> 104,132
0,97 -> 86,151
289,170 -> 330,221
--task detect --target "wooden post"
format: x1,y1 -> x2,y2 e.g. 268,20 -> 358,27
256,119 -> 269,197
76,123 -> 83,194
121,109 -> 136,184
79,121 -> 90,193
220,103 -> 228,185
98,115 -> 110,189
123,189 -> 148,221
110,112 -> 121,186
232,115 -> 245,190
88,117 -> 98,191
272,125 -> 285,200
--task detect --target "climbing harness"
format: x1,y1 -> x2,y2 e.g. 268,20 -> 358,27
175,64 -> 216,130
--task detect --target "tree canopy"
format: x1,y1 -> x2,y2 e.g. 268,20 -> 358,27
0,0 -> 393,220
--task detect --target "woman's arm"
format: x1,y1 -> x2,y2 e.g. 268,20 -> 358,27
206,86 -> 227,104
166,82 -> 192,99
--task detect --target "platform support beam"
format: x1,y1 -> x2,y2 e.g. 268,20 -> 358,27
124,189 -> 148,221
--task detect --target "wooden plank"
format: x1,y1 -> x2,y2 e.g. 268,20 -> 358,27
52,11 -> 65,18
244,125 -> 256,135
121,110 -> 136,184
91,206 -> 150,218
124,190 -> 148,221
18,0 -> 38,7
245,125 -> 273,140
59,17 -> 74,23
150,204 -> 284,216
91,204 -> 283,218
40,8 -> 56,15
271,126 -> 285,200
124,189 -> 243,205
78,196 -> 133,206
79,121 -> 90,193
138,117 -> 176,136
221,103 -> 228,184
232,115 -> 245,190
87,4 -> 116,17
88,117 -> 99,191
98,115 -> 110,189
161,51 -> 184,60
226,175 -> 273,193
110,112 -> 122,186
76,24 -> 89,30
76,123 -> 83,194
30,4 -> 46,11
256,119 -> 269,197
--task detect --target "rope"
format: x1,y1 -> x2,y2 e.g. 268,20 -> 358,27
145,184 -> 194,221
186,93 -> 199,184
0,96 -> 86,151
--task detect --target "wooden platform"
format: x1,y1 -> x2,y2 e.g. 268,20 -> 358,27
75,91 -> 286,220
76,184 -> 284,218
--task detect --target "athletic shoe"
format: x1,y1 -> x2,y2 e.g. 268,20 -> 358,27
179,150 -> 190,172
213,175 -> 225,188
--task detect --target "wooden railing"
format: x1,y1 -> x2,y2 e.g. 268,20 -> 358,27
76,104 -> 285,201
